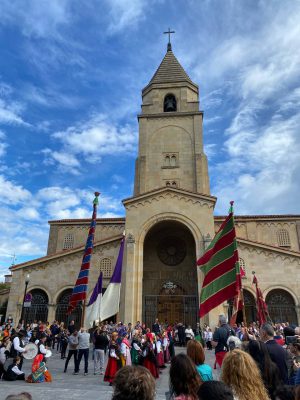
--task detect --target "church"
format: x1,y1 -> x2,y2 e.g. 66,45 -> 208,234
6,41 -> 300,328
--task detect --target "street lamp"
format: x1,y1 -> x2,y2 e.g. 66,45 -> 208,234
20,273 -> 30,327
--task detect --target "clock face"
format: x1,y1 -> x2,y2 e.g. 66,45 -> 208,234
157,236 -> 187,266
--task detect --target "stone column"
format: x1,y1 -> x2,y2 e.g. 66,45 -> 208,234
120,234 -> 139,324
47,304 -> 56,323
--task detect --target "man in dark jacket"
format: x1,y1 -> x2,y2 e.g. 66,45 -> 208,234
260,323 -> 288,384
212,315 -> 234,367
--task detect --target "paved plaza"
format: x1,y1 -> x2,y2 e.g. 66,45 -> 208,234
0,346 -> 219,400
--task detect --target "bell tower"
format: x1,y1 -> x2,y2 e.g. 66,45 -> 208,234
134,40 -> 210,196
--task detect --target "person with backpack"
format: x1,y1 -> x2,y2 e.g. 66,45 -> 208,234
212,315 -> 234,368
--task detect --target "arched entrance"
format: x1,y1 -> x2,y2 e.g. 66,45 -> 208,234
228,289 -> 256,323
266,289 -> 298,324
24,289 -> 48,323
143,220 -> 198,328
55,289 -> 82,328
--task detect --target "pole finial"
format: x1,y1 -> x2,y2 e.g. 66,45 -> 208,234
163,28 -> 175,51
93,192 -> 100,205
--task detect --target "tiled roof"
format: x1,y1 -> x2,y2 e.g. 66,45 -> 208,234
146,49 -> 197,88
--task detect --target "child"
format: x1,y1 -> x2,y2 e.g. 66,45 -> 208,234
3,356 -> 25,381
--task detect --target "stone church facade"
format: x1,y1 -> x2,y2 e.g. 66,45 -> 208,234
6,44 -> 300,327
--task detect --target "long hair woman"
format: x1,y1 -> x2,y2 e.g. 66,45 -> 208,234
221,349 -> 270,400
186,340 -> 213,381
247,340 -> 282,399
169,353 -> 201,400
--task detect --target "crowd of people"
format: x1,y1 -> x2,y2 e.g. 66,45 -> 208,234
1,315 -> 300,400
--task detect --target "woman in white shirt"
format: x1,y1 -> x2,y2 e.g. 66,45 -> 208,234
185,325 -> 195,345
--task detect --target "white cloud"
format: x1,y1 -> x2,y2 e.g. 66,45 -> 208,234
0,175 -> 32,205
50,113 -> 137,168
0,99 -> 27,126
0,180 -> 125,268
204,143 -> 217,159
51,151 -> 80,168
0,0 -> 71,39
105,0 -> 148,34
213,111 -> 300,214
17,207 -> 40,220
0,130 -> 8,157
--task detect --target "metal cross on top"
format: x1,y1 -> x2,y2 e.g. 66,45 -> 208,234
164,28 -> 175,50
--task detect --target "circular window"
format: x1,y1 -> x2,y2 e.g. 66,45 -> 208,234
157,236 -> 187,266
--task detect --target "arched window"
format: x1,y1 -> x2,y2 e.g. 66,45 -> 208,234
24,289 -> 48,324
63,233 -> 74,250
239,257 -> 246,278
166,181 -> 171,187
164,94 -> 177,112
171,181 -> 177,188
100,258 -> 112,278
165,155 -> 170,166
55,289 -> 82,328
228,289 -> 256,323
266,289 -> 298,324
277,229 -> 291,247
170,155 -> 177,167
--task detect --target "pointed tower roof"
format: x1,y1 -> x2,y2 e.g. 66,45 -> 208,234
142,45 -> 198,94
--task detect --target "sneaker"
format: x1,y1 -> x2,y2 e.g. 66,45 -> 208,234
84,372 -> 88,376
100,371 -> 104,375
73,372 -> 79,375
64,369 -> 67,373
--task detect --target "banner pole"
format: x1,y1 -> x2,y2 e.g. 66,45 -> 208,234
81,300 -> 86,328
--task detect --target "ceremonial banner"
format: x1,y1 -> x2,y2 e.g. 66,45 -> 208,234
85,272 -> 103,327
230,262 -> 244,326
67,192 -> 100,314
252,273 -> 269,325
100,236 -> 125,322
197,202 -> 239,318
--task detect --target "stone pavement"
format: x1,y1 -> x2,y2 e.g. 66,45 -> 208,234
0,346 -> 220,400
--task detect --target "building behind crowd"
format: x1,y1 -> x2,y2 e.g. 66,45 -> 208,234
5,42 -> 300,327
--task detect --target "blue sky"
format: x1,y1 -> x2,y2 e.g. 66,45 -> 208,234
0,0 -> 300,275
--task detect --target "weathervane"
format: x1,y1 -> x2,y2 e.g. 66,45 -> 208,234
163,28 -> 175,51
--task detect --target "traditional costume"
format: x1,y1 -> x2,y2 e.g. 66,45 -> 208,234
155,337 -> 165,368
163,333 -> 170,363
3,359 -> 25,381
26,354 -> 52,383
142,334 -> 159,379
120,336 -> 132,366
131,337 -> 142,365
104,340 -> 121,384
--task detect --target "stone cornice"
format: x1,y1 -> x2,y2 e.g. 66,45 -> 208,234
49,218 -> 125,226
142,81 -> 199,97
123,187 -> 216,210
10,234 -> 123,271
215,215 -> 300,222
237,237 -> 300,260
138,111 -> 203,120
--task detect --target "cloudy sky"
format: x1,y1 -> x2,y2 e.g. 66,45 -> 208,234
0,0 -> 299,275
